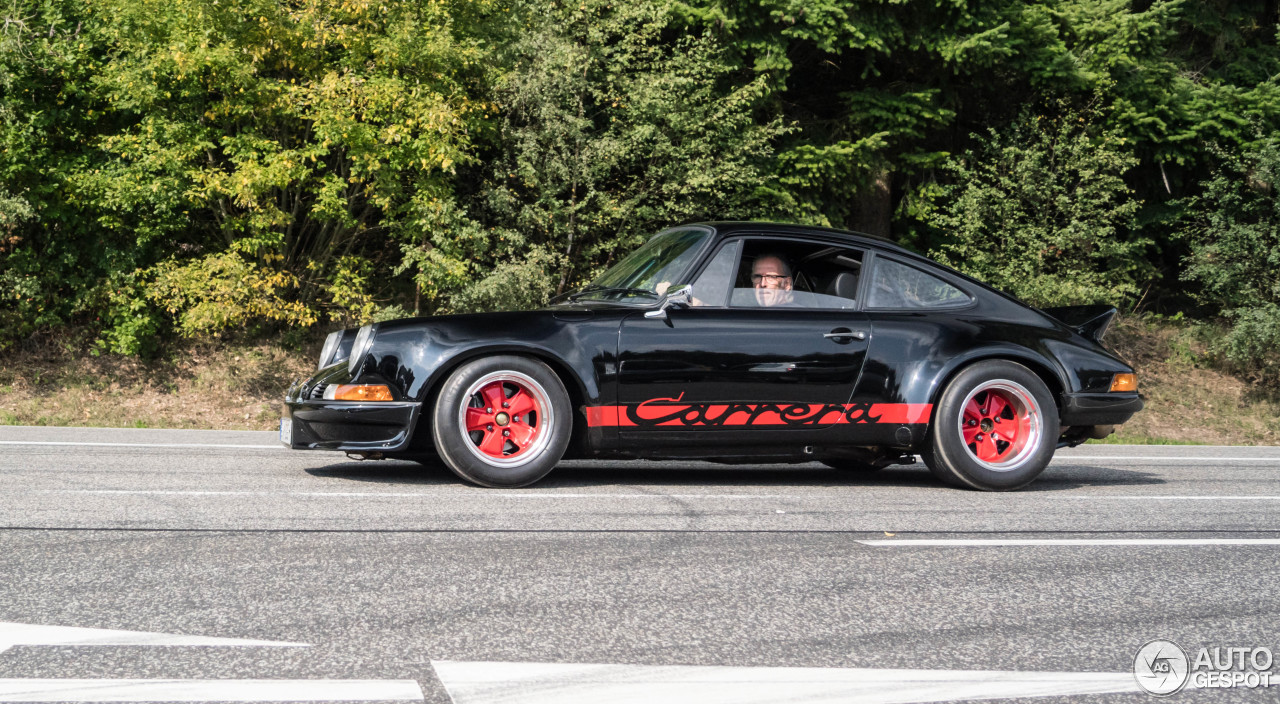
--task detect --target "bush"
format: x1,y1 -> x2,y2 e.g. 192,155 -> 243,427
147,251 -> 317,338
924,110 -> 1152,307
446,247 -> 564,314
1183,137 -> 1280,386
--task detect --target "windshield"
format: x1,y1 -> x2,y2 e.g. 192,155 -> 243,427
577,228 -> 710,300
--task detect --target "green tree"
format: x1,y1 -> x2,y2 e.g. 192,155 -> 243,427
434,0 -> 786,306
924,110 -> 1151,307
674,0 -> 1097,237
0,0 -> 498,349
1183,136 -> 1280,386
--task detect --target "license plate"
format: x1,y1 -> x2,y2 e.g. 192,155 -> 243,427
279,417 -> 293,446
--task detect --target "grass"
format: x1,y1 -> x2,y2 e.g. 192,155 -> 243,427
0,336 -> 316,431
1090,434 -> 1209,446
1088,314 -> 1280,446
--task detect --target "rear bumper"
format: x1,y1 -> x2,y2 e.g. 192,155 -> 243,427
282,400 -> 422,452
1059,392 -> 1143,426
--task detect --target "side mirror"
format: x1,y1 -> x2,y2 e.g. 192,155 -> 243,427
644,284 -> 693,320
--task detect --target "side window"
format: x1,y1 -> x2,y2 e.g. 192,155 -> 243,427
866,256 -> 970,309
729,240 -> 863,310
690,240 -> 741,307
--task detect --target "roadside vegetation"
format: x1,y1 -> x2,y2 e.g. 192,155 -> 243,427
2,0 -> 1279,437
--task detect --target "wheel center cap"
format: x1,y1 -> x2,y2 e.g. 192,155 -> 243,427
979,418 -> 994,432
495,412 -> 510,426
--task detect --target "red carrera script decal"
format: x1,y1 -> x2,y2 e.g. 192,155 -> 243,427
586,394 -> 932,428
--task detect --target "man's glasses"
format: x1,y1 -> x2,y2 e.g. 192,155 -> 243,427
751,274 -> 789,284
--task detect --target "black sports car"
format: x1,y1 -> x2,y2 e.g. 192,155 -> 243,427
281,222 -> 1142,490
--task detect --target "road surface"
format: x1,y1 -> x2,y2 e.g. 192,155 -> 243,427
0,425 -> 1276,702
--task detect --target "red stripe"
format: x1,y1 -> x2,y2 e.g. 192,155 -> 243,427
583,403 -> 931,427
869,403 -> 933,424
585,406 -> 634,427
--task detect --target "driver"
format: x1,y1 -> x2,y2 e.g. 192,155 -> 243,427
751,254 -> 794,307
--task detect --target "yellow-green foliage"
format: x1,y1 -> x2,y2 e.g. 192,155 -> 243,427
149,252 -> 316,336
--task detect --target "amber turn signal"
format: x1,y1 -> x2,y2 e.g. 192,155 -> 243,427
1109,373 -> 1137,392
329,384 -> 393,401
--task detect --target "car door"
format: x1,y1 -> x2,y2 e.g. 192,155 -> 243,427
614,237 -> 872,446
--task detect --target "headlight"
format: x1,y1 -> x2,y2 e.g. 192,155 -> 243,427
317,331 -> 342,370
348,324 -> 376,375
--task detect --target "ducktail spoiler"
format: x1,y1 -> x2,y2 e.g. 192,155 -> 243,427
1042,305 -> 1118,343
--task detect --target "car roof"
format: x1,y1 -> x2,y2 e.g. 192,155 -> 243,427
694,221 -> 919,258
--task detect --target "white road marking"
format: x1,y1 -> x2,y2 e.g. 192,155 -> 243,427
26,490 -> 1280,503
30,490 -> 800,499
3,439 -> 1280,463
0,441 -> 282,450
1057,495 -> 1280,500
1052,455 -> 1280,462
859,538 -> 1280,547
0,679 -> 422,702
430,660 -> 1144,704
0,622 -> 305,654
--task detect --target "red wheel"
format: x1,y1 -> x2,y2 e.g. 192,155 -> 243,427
460,373 -> 552,464
958,382 -> 1041,469
923,361 -> 1058,491
432,356 -> 571,488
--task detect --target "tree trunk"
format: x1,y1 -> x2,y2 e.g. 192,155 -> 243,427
852,168 -> 893,238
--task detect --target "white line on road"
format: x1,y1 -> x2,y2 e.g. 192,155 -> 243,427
0,679 -> 423,702
1057,495 -> 1280,500
30,490 -> 800,499
1053,455 -> 1280,462
0,441 -> 282,450
430,660 -> 1144,704
4,440 -> 1280,463
0,622 -> 305,654
858,538 -> 1280,547
26,490 -> 1280,502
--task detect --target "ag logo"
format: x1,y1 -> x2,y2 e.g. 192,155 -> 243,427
1134,639 -> 1190,696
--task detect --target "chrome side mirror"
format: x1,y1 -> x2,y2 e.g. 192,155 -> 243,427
644,284 -> 693,320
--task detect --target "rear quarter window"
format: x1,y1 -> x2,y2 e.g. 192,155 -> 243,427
867,256 -> 971,309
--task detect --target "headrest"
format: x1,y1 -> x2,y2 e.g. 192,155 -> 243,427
827,271 -> 859,299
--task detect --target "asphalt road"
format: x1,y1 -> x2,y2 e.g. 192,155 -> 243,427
0,425 -> 1278,703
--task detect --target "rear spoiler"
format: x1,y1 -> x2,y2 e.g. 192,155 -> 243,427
1042,305 -> 1118,343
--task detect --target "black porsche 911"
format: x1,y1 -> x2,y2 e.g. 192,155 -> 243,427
281,222 -> 1142,491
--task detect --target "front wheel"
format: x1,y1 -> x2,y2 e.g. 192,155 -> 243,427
922,360 -> 1058,491
432,355 -> 572,488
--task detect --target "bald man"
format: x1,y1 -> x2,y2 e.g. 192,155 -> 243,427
751,254 -> 794,307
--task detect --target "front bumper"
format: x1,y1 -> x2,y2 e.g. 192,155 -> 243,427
1059,392 -> 1144,426
282,399 -> 422,451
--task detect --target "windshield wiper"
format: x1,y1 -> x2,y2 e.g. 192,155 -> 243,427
563,285 -> 659,302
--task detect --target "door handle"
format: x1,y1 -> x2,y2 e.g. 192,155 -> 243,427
823,329 -> 866,341
749,362 -> 798,373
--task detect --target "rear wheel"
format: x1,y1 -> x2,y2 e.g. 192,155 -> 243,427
432,355 -> 571,488
922,360 -> 1058,491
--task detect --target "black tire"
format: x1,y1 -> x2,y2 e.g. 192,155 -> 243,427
922,360 -> 1058,491
432,355 -> 571,488
820,459 -> 884,473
